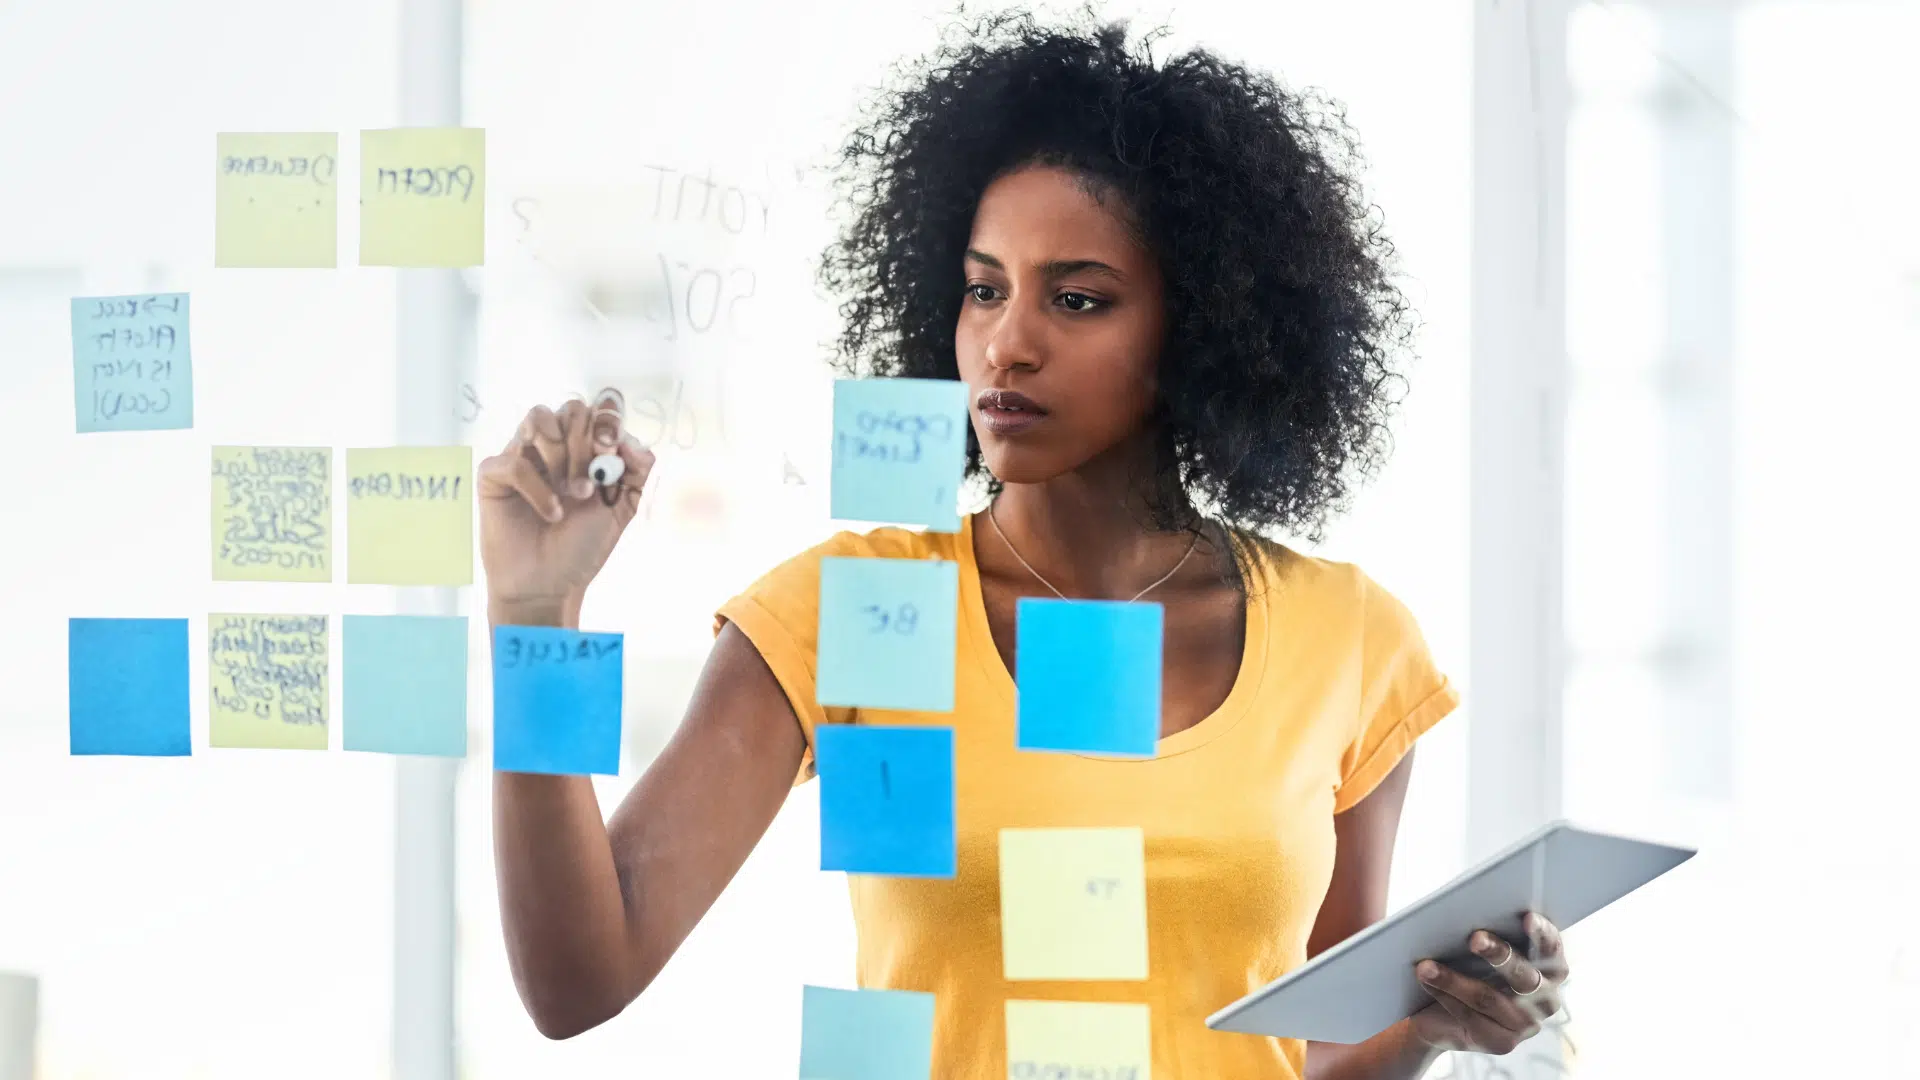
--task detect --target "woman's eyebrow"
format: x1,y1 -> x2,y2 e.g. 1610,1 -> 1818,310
965,249 -> 1127,283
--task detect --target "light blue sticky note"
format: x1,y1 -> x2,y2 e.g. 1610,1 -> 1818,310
817,556 -> 958,712
343,615 -> 469,757
69,618 -> 191,756
1015,598 -> 1162,757
492,626 -> 623,775
799,985 -> 936,1080
71,293 -> 193,432
817,725 -> 955,877
829,377 -> 968,531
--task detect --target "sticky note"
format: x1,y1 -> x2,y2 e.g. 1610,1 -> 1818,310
71,293 -> 192,433
215,132 -> 339,267
360,127 -> 485,267
1000,827 -> 1149,980
1016,598 -> 1161,757
491,626 -> 623,775
829,378 -> 968,531
1006,1000 -> 1152,1080
212,446 -> 332,582
209,614 -> 330,750
799,985 -> 936,1080
69,618 -> 191,756
343,615 -> 468,757
345,447 -> 474,585
817,556 -> 958,712
817,725 -> 955,877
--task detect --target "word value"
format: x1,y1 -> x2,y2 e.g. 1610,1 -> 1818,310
496,635 -> 622,669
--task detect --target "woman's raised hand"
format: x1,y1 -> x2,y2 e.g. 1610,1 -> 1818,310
477,393 -> 655,623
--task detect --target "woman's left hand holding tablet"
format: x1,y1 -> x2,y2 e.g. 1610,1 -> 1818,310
1407,912 -> 1570,1056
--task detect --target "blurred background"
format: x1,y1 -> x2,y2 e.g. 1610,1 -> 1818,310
1,0 -> 1915,1076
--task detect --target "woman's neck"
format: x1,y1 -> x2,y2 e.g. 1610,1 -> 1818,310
982,476 -> 1221,601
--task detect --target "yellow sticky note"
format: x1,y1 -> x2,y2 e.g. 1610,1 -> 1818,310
1005,1000 -> 1152,1080
1000,827 -> 1148,981
359,127 -> 485,267
212,447 -> 332,582
209,614 -> 329,750
215,132 -> 339,267
345,446 -> 474,585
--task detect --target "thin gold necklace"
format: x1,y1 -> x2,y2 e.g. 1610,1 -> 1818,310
986,500 -> 1200,603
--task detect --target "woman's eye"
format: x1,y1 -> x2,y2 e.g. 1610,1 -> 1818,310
1058,291 -> 1104,313
966,283 -> 999,303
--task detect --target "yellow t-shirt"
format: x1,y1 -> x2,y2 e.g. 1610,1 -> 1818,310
713,513 -> 1459,1079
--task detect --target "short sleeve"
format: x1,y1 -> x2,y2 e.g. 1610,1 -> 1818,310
1333,571 -> 1461,814
712,532 -> 871,786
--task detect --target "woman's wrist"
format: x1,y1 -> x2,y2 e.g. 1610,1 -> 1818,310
488,593 -> 582,629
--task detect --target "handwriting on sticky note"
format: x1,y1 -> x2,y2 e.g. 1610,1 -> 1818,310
212,447 -> 331,581
1005,1000 -> 1152,1080
829,378 -> 968,531
71,293 -> 192,433
1000,827 -> 1149,981
817,557 -> 958,712
359,127 -> 485,267
209,614 -> 329,750
491,626 -> 624,776
345,447 -> 473,585
817,725 -> 956,877
215,132 -> 338,267
69,617 -> 191,757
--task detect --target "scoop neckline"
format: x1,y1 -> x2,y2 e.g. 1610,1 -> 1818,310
953,510 -> 1270,760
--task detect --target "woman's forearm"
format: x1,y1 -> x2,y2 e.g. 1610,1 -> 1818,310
490,598 -> 638,1039
1307,1020 -> 1445,1080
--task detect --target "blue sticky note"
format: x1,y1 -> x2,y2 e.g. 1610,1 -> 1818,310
1015,599 -> 1162,757
343,615 -> 469,757
799,985 -> 936,1080
71,293 -> 193,433
491,626 -> 623,775
817,556 -> 959,712
829,378 -> 968,531
69,618 -> 191,756
817,725 -> 955,877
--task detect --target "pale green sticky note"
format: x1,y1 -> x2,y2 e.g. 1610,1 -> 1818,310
209,614 -> 329,750
215,132 -> 339,267
212,446 -> 332,582
345,447 -> 474,585
359,127 -> 485,267
1005,1000 -> 1152,1080
1000,827 -> 1149,981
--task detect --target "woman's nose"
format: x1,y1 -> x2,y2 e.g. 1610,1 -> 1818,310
984,302 -> 1043,371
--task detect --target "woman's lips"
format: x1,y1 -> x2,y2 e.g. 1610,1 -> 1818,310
976,388 -> 1048,436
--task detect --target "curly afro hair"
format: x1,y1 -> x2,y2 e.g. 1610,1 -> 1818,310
817,6 -> 1415,543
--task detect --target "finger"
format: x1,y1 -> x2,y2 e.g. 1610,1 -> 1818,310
616,435 -> 656,495
1417,963 -> 1526,1054
1524,912 -> 1570,983
559,398 -> 596,499
1474,929 -> 1548,995
478,451 -> 564,523
1427,954 -> 1537,1035
518,405 -> 569,487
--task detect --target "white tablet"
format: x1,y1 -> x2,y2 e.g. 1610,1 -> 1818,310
1205,820 -> 1695,1045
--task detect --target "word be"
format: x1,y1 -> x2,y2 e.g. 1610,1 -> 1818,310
861,602 -> 920,635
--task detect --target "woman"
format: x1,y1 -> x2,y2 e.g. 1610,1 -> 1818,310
481,11 -> 1569,1078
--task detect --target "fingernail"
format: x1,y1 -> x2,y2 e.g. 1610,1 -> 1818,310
1417,962 -> 1440,982
1472,932 -> 1494,954
571,478 -> 594,498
